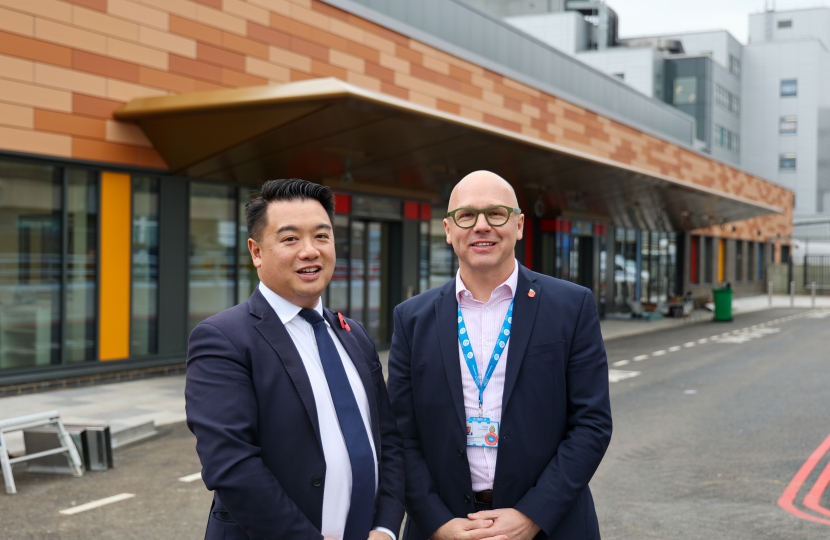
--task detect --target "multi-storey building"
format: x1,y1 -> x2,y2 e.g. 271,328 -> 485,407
0,0 -> 790,387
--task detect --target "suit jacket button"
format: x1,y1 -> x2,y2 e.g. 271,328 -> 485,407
464,495 -> 471,503
312,477 -> 323,487
457,448 -> 465,458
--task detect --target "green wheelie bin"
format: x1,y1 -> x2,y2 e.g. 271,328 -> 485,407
713,287 -> 733,322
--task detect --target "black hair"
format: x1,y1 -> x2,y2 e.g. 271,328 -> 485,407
245,179 -> 335,242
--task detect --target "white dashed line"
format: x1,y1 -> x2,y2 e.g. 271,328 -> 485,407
652,350 -> 667,356
612,360 -> 630,367
684,342 -> 696,348
59,494 -> 135,515
609,369 -> 641,383
178,472 -> 202,483
668,346 -> 682,352
633,355 -> 649,361
697,338 -> 709,344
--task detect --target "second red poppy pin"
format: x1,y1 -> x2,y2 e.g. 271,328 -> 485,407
338,312 -> 351,331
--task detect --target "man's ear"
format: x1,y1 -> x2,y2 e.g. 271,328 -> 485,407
443,218 -> 452,245
516,214 -> 524,242
248,238 -> 262,268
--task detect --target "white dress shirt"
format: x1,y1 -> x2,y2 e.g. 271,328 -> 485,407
258,282 -> 395,540
455,260 -> 519,492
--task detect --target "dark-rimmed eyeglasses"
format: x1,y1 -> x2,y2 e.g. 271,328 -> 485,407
445,205 -> 522,229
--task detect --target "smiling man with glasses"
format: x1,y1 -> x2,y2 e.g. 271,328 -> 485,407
388,170 -> 612,540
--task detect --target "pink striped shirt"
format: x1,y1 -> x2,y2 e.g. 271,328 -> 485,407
455,259 -> 519,492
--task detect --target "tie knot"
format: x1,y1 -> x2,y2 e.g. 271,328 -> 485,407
298,308 -> 325,326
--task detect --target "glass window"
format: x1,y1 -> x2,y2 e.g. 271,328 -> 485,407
189,183 -> 236,334
704,237 -> 713,284
328,214 -> 349,313
0,161 -> 62,370
429,213 -> 454,290
757,244 -> 765,280
780,116 -> 797,134
780,153 -> 797,171
778,19 -> 792,28
673,76 -> 697,105
747,242 -> 754,282
419,221 -> 429,294
131,176 -> 159,357
735,240 -> 743,282
64,170 -> 97,364
690,236 -> 699,284
613,228 -> 637,308
781,79 -> 797,97
237,187 -> 258,304
729,55 -> 741,79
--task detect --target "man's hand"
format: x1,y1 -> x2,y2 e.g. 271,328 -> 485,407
430,517 -> 495,540
455,509 -> 540,540
368,530 -> 392,540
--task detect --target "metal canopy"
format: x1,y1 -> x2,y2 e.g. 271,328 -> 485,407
115,78 -> 782,231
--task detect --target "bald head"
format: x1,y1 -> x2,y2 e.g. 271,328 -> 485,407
448,170 -> 518,212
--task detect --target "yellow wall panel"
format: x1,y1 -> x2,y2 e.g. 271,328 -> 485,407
718,239 -> 725,283
99,171 -> 131,361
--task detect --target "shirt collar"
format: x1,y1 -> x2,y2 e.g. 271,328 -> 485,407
455,258 -> 519,303
258,281 -> 326,326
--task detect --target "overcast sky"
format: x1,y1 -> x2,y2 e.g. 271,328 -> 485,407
609,0 -> 830,44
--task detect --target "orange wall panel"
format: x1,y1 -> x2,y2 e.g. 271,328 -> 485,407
99,171 -> 131,361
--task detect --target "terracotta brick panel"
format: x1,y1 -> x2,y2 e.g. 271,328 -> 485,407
139,0 -> 198,19
290,69 -> 315,81
169,53 -> 223,83
194,0 -> 221,8
0,78 -> 72,111
106,78 -> 167,101
0,102 -> 33,128
0,0 -> 72,23
140,25 -> 197,57
328,17 -> 364,43
73,6 -> 140,41
139,66 -> 198,93
197,42 -> 245,70
248,21 -> 290,49
223,0 -> 269,25
0,6 -> 34,36
36,63 -> 108,97
35,17 -> 107,54
290,36 -> 328,61
195,79 -> 228,91
364,61 -> 394,84
311,0 -> 348,22
105,119 -> 152,146
0,124 -> 71,156
65,0 -> 107,11
246,56 -> 290,82
108,0 -> 168,31
35,108 -> 106,138
395,44 -> 423,65
73,93 -> 125,119
170,15 -> 223,47
346,13 -> 407,46
108,37 -> 169,70
222,31 -> 268,59
269,45 -> 311,71
73,136 -> 140,164
381,81 -> 408,100
310,59 -> 346,80
73,50 -> 141,83
436,99 -> 460,116
221,67 -> 267,87
329,49 -> 364,73
345,70 -> 380,92
344,39 -> 379,64
195,4 -> 245,34
0,53 -> 34,82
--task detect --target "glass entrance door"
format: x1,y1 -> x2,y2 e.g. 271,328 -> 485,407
350,220 -> 391,344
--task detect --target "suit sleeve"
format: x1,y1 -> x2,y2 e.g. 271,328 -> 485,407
513,289 -> 613,535
351,322 -> 407,535
387,306 -> 456,538
185,322 -> 322,540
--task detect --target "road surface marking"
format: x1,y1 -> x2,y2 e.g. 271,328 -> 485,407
608,369 -> 641,383
778,432 -> 830,526
698,338 -> 709,343
612,360 -> 630,367
684,389 -> 697,394
652,350 -> 666,356
668,346 -> 682,352
178,472 -> 202,483
59,494 -> 135,515
633,355 -> 649,361
684,342 -> 696,348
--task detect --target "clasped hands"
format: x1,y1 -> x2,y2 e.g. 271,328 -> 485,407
432,508 -> 541,540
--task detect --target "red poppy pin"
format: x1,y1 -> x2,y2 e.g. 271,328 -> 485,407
338,312 -> 351,331
528,289 -> 536,298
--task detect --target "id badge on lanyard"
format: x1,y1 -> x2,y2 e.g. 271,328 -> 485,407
458,300 -> 513,448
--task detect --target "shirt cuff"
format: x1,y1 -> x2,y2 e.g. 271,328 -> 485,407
373,526 -> 397,540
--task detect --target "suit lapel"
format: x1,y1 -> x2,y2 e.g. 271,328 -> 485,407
249,288 -> 321,446
435,281 -> 467,432
324,308 -> 381,451
502,266 -> 540,413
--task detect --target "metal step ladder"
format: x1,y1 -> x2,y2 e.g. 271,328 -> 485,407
0,411 -> 84,494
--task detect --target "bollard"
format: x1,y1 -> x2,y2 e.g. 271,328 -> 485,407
768,281 -> 773,306
812,282 -> 816,308
790,281 -> 795,307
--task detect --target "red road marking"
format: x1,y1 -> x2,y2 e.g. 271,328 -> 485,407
804,459 -> 830,518
778,432 -> 830,525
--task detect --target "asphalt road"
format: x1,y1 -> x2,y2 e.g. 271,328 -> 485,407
2,307 -> 828,539
593,306 -> 830,539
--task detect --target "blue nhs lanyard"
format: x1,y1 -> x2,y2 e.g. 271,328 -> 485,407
457,300 -> 514,417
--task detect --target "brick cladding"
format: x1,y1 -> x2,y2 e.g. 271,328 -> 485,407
0,0 -> 791,241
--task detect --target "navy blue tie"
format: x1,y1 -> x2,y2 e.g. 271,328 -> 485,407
298,309 -> 375,540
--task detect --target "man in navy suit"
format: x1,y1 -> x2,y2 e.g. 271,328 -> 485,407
186,179 -> 405,540
387,171 -> 612,540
